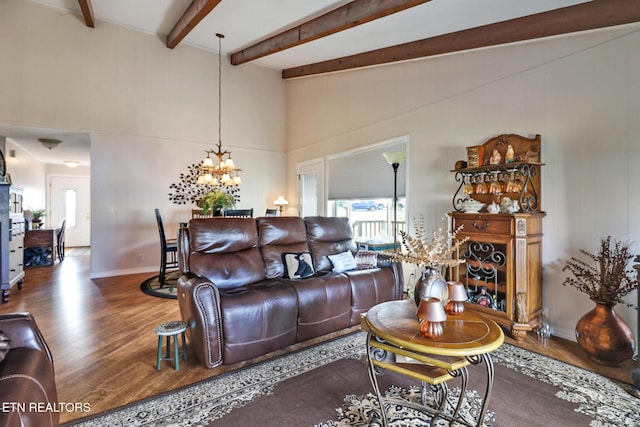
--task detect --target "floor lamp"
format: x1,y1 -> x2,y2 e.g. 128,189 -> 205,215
382,151 -> 406,251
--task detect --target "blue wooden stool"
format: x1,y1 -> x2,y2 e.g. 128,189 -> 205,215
155,320 -> 187,370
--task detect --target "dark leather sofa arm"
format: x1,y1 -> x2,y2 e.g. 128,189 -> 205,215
377,256 -> 405,300
0,313 -> 54,364
0,313 -> 58,427
177,273 -> 224,368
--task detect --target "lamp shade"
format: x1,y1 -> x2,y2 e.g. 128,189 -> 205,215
447,281 -> 468,302
273,196 -> 288,206
445,281 -> 467,316
382,151 -> 406,165
416,297 -> 447,322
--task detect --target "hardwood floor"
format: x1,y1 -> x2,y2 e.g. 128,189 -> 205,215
0,255 -> 637,424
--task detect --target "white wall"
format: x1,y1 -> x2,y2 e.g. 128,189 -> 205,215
0,0 -> 286,277
285,24 -> 640,341
4,139 -> 46,212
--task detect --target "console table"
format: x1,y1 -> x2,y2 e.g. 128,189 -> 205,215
362,299 -> 504,426
24,227 -> 60,267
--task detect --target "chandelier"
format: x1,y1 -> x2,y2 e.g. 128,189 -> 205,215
196,33 -> 242,187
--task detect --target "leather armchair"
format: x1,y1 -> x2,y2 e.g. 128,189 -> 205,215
0,313 -> 59,427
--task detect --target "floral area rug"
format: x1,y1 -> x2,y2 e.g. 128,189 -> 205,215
64,332 -> 640,427
316,384 -> 492,427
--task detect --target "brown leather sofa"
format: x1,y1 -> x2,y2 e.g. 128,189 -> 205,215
0,312 -> 59,427
177,216 -> 403,368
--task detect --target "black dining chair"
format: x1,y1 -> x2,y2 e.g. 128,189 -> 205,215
224,208 -> 254,218
154,209 -> 178,287
56,219 -> 66,262
265,208 -> 278,217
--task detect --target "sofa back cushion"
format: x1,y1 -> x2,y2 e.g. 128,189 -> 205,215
257,217 -> 310,279
305,216 -> 357,272
187,218 -> 266,289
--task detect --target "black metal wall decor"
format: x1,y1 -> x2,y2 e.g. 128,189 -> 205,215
168,163 -> 240,206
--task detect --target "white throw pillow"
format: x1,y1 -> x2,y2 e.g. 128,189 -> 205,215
328,251 -> 357,273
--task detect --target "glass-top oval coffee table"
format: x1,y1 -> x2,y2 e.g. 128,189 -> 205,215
361,299 -> 504,426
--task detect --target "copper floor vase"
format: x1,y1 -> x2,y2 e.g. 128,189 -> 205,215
575,301 -> 635,367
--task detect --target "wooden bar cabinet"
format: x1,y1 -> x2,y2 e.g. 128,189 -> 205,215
450,134 -> 545,340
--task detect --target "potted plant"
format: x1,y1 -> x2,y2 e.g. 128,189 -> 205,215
31,208 -> 46,229
198,190 -> 235,216
562,236 -> 638,366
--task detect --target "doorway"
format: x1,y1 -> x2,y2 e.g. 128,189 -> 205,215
297,158 -> 325,217
48,175 -> 91,247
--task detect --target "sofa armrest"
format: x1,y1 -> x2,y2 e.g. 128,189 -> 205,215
0,313 -> 54,365
0,313 -> 59,427
177,273 -> 224,368
177,224 -> 190,275
376,256 -> 405,300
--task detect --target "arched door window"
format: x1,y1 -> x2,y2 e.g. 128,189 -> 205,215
65,189 -> 77,227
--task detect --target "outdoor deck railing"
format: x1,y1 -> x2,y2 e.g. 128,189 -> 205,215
352,220 -> 406,241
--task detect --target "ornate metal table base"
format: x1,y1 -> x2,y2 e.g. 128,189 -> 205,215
361,300 -> 504,427
366,332 -> 495,427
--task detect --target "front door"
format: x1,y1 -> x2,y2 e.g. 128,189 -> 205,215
48,175 -> 91,247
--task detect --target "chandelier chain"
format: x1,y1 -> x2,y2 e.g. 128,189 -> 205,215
169,32 -> 242,205
217,33 -> 222,148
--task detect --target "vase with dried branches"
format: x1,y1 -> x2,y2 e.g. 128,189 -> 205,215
562,236 -> 638,366
384,216 -> 469,306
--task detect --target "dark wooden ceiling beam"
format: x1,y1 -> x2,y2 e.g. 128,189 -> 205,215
230,0 -> 431,65
77,0 -> 94,28
167,0 -> 222,49
283,0 -> 640,79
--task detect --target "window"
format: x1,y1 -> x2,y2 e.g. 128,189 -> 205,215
65,189 -> 77,227
327,137 -> 407,242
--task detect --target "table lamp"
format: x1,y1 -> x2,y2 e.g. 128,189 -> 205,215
273,196 -> 288,215
417,297 -> 447,339
445,281 -> 468,316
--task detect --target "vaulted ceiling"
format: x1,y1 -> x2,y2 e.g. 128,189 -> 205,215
31,0 -> 640,79
7,0 -> 640,166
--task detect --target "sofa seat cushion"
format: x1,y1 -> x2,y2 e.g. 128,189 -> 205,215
344,268 -> 398,325
219,280 -> 298,365
286,272 -> 352,342
0,348 -> 59,427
